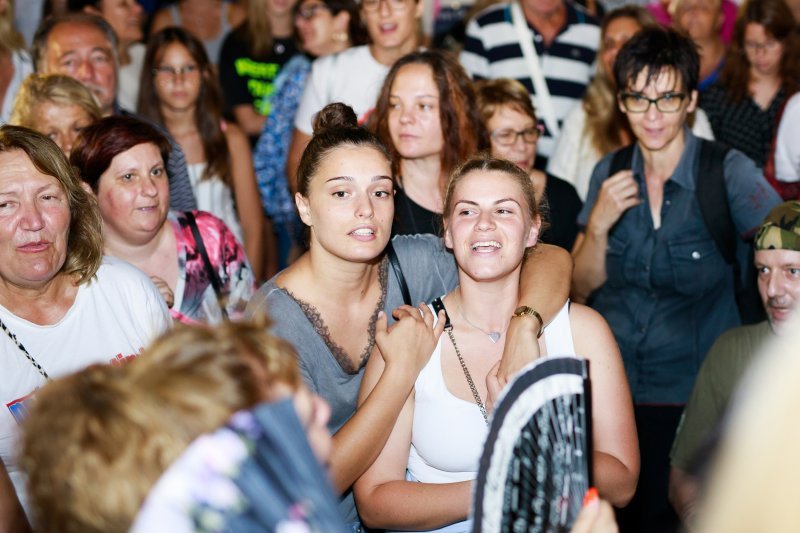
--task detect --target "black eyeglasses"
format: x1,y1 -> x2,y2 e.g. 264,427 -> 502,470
295,3 -> 330,20
490,125 -> 543,146
619,92 -> 687,113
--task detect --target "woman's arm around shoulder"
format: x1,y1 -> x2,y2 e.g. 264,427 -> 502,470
499,243 -> 572,380
570,303 -> 639,507
224,121 -> 265,278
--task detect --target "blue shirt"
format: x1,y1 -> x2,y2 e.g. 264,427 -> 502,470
578,129 -> 780,404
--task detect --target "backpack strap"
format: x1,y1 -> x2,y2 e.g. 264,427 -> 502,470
608,143 -> 636,177
694,140 -> 736,265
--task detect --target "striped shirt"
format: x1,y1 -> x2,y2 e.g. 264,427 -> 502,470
460,1 -> 599,165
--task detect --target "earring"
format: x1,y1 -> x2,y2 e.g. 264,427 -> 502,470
332,31 -> 348,43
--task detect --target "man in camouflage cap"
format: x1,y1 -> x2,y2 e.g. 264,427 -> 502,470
669,200 -> 800,525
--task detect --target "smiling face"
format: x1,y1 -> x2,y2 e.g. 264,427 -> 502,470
361,0 -> 422,56
296,145 -> 394,263
620,67 -> 697,156
153,42 -> 203,114
756,249 -> 800,334
444,169 -> 539,284
744,22 -> 784,78
32,101 -> 95,157
388,63 -> 444,163
95,142 -> 169,246
43,22 -> 117,115
0,150 -> 71,290
486,104 -> 538,172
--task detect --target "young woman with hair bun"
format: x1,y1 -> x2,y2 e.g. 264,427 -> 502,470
247,102 -> 573,529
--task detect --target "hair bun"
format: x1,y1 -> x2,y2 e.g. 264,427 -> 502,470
312,102 -> 358,134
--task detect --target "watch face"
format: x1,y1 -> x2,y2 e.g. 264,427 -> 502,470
514,306 -> 531,316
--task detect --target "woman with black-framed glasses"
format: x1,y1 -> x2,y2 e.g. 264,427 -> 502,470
476,77 -> 583,251
572,27 -> 780,532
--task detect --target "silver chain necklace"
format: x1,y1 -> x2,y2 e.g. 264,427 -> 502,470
445,327 -> 489,425
457,303 -> 508,344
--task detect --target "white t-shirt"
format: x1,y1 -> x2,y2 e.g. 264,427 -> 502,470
775,92 -> 800,183
0,257 -> 171,512
293,45 -> 389,134
186,162 -> 245,244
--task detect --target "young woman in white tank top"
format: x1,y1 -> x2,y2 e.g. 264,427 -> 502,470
354,157 -> 640,532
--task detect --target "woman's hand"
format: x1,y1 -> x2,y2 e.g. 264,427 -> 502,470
570,492 -> 618,533
498,315 -> 542,381
375,304 -> 446,378
586,170 -> 640,236
150,276 -> 174,308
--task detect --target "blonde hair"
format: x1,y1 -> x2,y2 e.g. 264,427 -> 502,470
9,73 -> 103,129
21,319 -> 301,533
0,0 -> 25,52
0,125 -> 103,285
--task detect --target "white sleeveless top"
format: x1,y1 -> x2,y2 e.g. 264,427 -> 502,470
186,162 -> 244,244
404,301 -> 575,531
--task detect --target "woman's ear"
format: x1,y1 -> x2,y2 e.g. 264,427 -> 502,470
333,10 -> 351,35
526,215 -> 541,248
296,192 -> 313,227
444,224 -> 453,249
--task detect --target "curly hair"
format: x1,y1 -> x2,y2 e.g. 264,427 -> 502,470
0,125 -> 103,285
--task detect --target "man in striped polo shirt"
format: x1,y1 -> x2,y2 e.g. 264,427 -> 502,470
460,0 -> 600,169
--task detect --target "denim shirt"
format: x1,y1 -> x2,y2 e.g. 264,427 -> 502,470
578,129 -> 780,404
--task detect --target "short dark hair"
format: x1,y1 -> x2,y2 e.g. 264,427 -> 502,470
32,12 -> 118,72
70,115 -> 171,192
613,27 -> 699,95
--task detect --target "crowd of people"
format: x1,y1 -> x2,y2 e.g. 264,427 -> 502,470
0,0 -> 798,531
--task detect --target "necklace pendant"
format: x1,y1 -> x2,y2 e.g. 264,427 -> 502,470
488,331 -> 502,344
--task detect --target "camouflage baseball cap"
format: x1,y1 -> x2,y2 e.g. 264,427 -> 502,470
755,200 -> 800,252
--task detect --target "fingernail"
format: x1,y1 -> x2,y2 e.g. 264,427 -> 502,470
582,487 -> 598,508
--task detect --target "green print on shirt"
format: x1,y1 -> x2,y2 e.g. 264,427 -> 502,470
234,58 -> 280,116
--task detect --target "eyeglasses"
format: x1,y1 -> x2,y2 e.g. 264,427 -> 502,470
361,0 -> 408,12
743,39 -> 781,54
296,3 -> 330,20
152,64 -> 200,79
490,125 -> 543,146
619,92 -> 687,113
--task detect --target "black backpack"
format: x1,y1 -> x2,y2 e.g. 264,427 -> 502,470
608,141 -> 765,325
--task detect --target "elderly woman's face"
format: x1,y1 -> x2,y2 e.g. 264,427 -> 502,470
0,150 -> 71,289
96,142 -> 169,245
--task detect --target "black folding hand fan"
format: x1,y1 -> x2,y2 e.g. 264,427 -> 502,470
472,356 -> 592,533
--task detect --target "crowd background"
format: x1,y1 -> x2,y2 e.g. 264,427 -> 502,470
0,0 -> 799,531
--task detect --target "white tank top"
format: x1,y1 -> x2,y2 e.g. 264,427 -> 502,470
407,301 -> 576,485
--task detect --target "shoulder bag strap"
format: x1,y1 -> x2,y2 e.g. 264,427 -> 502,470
510,1 -> 560,138
186,211 -> 229,321
387,242 -> 412,307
